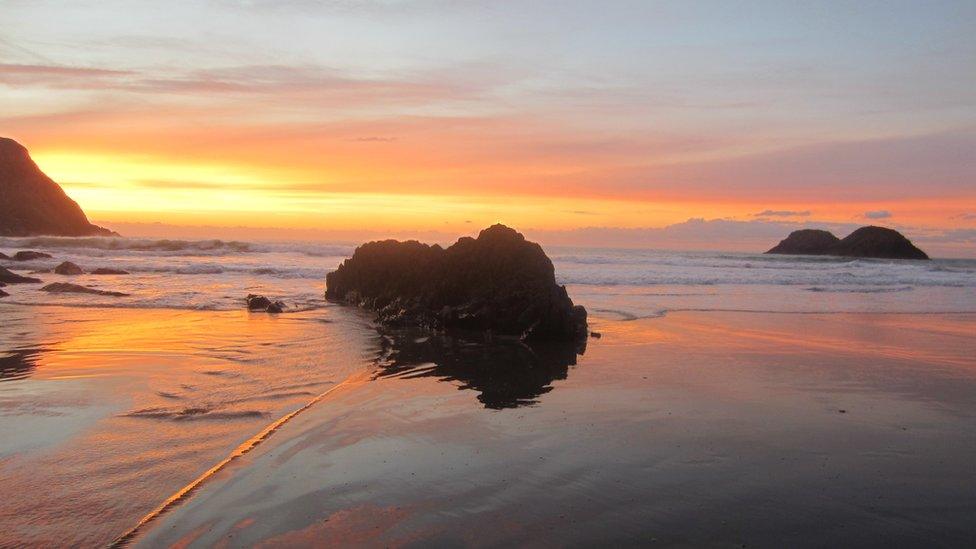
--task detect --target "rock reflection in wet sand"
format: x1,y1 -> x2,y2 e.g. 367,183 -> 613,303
372,328 -> 586,409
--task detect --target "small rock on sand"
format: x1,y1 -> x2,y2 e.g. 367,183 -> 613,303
0,267 -> 41,284
54,261 -> 83,275
246,294 -> 286,313
0,288 -> 8,298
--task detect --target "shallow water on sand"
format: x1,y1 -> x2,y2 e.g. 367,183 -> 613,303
130,311 -> 976,548
0,304 -> 377,546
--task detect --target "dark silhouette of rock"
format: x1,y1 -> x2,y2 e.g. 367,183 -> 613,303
91,268 -> 130,275
828,226 -> 929,260
41,282 -> 128,297
0,252 -> 8,260
12,251 -> 52,261
246,294 -> 286,313
0,267 -> 40,284
766,229 -> 840,255
54,261 -> 83,275
0,288 -> 7,298
326,224 -> 588,341
246,294 -> 272,310
766,226 -> 928,260
0,137 -> 116,237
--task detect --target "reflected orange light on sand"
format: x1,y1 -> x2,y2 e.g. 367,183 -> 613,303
28,309 -> 307,379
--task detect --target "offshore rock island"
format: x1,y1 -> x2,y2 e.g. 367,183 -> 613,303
766,226 -> 929,260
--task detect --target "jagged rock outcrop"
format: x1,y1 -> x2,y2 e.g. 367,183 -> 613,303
326,224 -> 588,341
0,137 -> 116,237
54,261 -> 83,275
0,267 -> 40,284
766,229 -> 840,255
40,282 -> 128,297
766,226 -> 929,260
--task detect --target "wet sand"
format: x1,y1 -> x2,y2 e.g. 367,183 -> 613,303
125,311 -> 976,548
0,304 -> 377,546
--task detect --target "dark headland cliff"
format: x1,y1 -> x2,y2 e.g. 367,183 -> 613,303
0,137 -> 116,237
766,226 -> 929,260
326,224 -> 588,341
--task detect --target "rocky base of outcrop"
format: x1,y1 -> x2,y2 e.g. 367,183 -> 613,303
326,224 -> 588,341
766,226 -> 929,260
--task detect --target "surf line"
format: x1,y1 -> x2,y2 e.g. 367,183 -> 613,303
109,369 -> 373,547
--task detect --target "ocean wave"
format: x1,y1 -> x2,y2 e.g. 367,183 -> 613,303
0,298 -> 327,313
0,236 -> 258,255
805,286 -> 915,294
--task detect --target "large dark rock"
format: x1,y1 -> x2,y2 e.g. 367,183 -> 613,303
40,282 -> 128,297
766,229 -> 840,255
12,250 -> 52,261
326,224 -> 588,341
827,226 -> 929,260
0,267 -> 40,284
54,261 -> 83,275
766,226 -> 929,260
0,137 -> 116,237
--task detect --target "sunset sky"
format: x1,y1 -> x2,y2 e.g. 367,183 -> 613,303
2,1 -> 974,252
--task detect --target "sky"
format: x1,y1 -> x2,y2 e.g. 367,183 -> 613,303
1,1 -> 975,253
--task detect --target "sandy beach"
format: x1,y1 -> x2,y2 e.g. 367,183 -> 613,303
5,303 -> 974,546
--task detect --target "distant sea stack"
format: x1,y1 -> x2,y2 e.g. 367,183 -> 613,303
766,226 -> 929,260
766,229 -> 840,255
326,224 -> 588,341
0,137 -> 116,237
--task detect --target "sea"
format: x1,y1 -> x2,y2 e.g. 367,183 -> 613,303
1,235 -> 974,316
